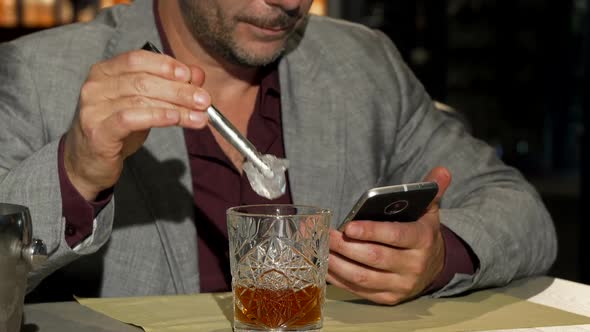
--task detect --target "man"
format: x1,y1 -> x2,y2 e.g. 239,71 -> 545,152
0,0 -> 557,305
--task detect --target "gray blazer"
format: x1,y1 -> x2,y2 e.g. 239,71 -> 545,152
0,0 -> 557,298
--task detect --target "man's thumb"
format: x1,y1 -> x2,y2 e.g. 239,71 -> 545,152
423,166 -> 452,211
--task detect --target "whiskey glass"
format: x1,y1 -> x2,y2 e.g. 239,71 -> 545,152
227,205 -> 331,331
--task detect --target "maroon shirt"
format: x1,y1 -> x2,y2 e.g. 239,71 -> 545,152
57,136 -> 112,246
184,66 -> 293,292
58,2 -> 477,294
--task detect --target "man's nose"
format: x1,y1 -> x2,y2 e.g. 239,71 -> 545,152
264,0 -> 304,13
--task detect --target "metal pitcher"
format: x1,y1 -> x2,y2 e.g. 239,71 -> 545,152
0,203 -> 47,332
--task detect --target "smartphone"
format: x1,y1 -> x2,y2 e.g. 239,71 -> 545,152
341,182 -> 439,227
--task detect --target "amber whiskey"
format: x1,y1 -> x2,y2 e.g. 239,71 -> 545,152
234,285 -> 323,329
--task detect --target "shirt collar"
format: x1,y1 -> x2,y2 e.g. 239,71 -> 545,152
259,62 -> 280,97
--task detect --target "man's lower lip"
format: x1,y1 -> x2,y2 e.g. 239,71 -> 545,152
248,23 -> 289,35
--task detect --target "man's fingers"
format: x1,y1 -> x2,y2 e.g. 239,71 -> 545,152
101,107 -> 206,141
341,221 -> 427,249
89,50 -> 192,83
329,228 -> 418,271
90,73 -> 210,110
422,166 -> 452,211
81,49 -> 213,135
327,254 -> 412,305
104,97 -> 208,129
327,251 -> 395,291
189,66 -> 206,86
326,272 -> 406,306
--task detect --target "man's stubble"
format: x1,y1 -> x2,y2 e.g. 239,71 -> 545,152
178,0 -> 294,68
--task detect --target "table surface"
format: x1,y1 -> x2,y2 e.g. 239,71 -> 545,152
22,276 -> 590,332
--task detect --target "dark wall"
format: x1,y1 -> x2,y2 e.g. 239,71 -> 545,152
339,0 -> 448,101
581,1 -> 590,284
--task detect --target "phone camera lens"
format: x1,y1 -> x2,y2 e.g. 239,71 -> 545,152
384,200 -> 409,215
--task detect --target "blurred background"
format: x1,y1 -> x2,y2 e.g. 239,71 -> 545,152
1,0 -> 589,284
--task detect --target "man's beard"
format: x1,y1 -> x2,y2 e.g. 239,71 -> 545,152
178,0 -> 299,67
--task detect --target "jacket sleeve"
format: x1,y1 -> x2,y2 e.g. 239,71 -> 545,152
371,30 -> 558,297
0,42 -> 115,292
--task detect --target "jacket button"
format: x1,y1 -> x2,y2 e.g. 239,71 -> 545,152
65,224 -> 76,236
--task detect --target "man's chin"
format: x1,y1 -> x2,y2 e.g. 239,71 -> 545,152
230,46 -> 285,67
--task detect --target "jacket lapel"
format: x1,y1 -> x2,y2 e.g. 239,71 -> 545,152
279,33 -> 345,224
104,0 -> 199,294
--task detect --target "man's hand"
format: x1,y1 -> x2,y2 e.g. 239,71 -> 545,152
64,50 -> 211,201
327,167 -> 452,305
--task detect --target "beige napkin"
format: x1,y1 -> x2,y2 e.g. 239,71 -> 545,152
77,286 -> 590,332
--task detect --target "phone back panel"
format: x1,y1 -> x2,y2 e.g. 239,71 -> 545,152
345,182 -> 438,223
